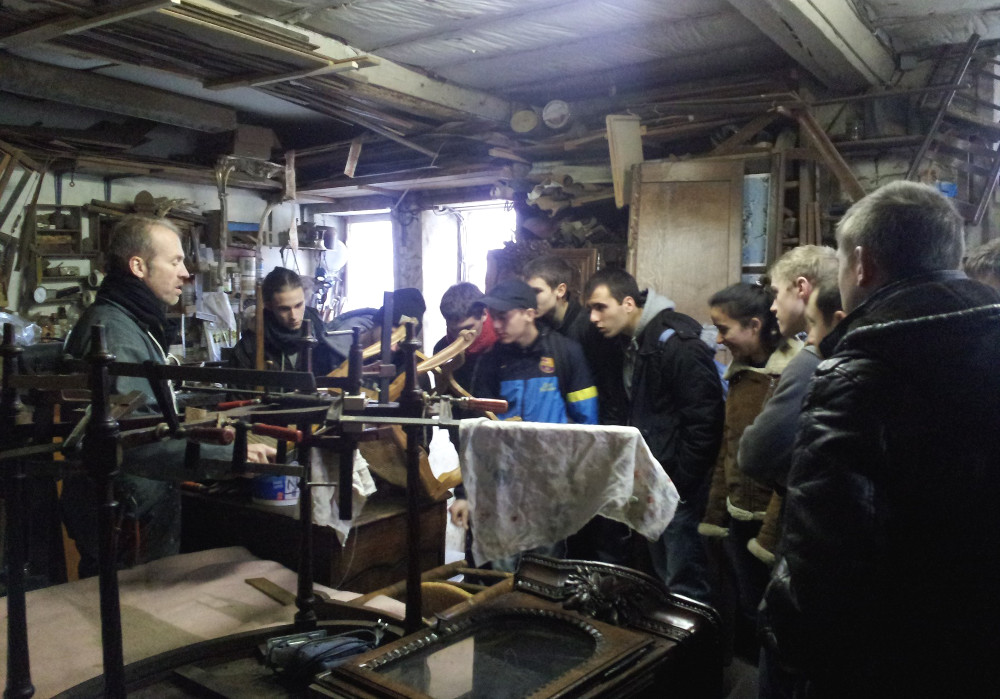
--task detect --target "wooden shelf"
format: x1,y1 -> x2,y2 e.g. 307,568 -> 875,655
38,252 -> 99,258
835,135 -> 923,153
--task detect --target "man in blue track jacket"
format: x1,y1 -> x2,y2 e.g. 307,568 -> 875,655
474,277 -> 598,425
448,277 -> 598,567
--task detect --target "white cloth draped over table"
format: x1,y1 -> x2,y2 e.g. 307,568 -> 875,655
459,419 -> 679,565
312,449 -> 377,543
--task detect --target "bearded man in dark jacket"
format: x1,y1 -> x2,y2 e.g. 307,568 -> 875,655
584,269 -> 724,604
760,180 -> 1000,698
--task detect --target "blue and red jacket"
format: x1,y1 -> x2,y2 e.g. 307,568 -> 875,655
474,326 -> 598,425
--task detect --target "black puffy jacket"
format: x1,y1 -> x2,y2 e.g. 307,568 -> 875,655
760,272 -> 1000,698
591,308 -> 724,500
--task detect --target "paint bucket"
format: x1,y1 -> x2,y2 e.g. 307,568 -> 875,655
252,475 -> 300,506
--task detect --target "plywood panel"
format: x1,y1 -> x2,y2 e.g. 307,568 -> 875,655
628,160 -> 743,325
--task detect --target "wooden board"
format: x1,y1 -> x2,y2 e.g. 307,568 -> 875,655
627,160 -> 743,325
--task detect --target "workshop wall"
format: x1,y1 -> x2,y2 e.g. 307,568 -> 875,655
2,172 -> 306,319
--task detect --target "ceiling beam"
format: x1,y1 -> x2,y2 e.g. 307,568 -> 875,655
180,0 -> 511,124
0,0 -> 178,49
0,54 -> 237,133
729,0 -> 896,89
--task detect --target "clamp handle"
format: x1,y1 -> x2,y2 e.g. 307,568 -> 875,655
184,426 -> 236,445
251,424 -> 303,443
217,399 -> 260,410
463,398 -> 508,413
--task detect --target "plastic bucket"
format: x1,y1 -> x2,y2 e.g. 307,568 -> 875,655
252,475 -> 300,506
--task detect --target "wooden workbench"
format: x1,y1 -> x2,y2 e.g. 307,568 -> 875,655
180,490 -> 447,593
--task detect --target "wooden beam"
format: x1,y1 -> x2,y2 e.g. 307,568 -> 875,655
203,56 -> 377,90
344,138 -> 363,178
179,0 -> 511,124
710,113 -> 781,156
0,55 -> 237,133
0,0 -> 179,48
779,106 -> 865,201
730,0 -> 896,89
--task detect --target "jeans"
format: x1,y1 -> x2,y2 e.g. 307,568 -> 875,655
724,518 -> 771,661
648,497 -> 713,604
758,645 -> 802,699
61,473 -> 181,578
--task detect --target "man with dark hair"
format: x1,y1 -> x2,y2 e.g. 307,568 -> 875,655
963,237 -> 1000,290
433,282 -> 496,392
802,282 -> 845,351
760,181 -> 1000,697
230,266 -> 340,374
522,255 -> 591,342
584,268 -> 724,603
63,216 -> 272,576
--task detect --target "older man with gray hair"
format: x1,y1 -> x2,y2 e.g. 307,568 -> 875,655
759,181 -> 1000,698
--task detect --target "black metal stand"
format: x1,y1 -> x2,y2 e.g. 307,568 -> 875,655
2,323 -> 34,699
400,322 -> 424,635
84,325 -> 126,699
293,320 -> 319,631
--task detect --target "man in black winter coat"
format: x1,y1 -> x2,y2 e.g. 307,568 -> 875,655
584,269 -> 724,604
760,181 -> 1000,698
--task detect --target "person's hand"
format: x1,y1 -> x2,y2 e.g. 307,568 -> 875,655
246,443 -> 276,464
449,498 -> 470,529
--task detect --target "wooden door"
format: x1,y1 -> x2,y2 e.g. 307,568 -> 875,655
627,160 -> 743,325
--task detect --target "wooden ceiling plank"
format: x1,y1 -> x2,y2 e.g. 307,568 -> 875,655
161,6 -> 330,67
730,0 -> 895,89
0,0 -> 179,49
179,0 -> 510,123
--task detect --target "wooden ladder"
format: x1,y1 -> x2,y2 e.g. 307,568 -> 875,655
907,34 -> 1000,224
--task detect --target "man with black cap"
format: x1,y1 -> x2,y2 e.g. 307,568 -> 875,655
474,277 -> 597,424
449,278 -> 598,557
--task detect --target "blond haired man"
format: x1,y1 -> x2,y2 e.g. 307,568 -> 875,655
737,246 -> 837,490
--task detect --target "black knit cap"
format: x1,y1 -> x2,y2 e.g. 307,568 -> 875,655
482,278 -> 538,311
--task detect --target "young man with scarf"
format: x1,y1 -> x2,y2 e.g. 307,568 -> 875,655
62,216 -> 272,577
433,282 -> 497,393
230,266 -> 340,374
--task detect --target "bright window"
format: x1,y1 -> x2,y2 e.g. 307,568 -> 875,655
458,202 -> 516,290
345,218 -> 393,311
421,201 -> 515,352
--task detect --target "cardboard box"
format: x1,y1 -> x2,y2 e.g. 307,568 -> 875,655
232,125 -> 279,160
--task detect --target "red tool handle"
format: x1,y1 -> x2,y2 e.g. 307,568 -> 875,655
252,424 -> 303,443
217,399 -> 259,410
466,398 -> 508,413
185,426 -> 235,445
